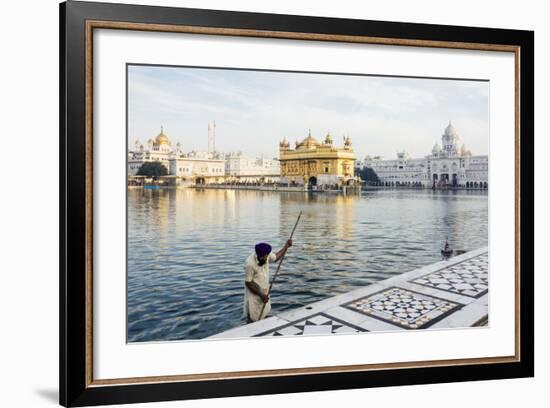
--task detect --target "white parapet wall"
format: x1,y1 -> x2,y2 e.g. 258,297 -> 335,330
210,247 -> 489,339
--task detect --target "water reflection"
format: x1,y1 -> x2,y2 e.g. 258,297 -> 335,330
127,188 -> 488,341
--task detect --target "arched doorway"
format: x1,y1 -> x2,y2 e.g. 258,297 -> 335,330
196,177 -> 205,185
308,176 -> 317,186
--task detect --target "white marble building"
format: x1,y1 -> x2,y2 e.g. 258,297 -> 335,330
364,122 -> 488,188
128,126 -> 281,184
169,150 -> 225,180
128,126 -> 225,180
128,126 -> 177,175
224,152 -> 280,182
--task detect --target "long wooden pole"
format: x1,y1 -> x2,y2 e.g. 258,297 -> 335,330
259,211 -> 302,319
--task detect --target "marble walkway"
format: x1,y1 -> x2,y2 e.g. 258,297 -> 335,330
210,247 -> 488,339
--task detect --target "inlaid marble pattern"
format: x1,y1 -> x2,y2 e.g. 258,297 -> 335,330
255,312 -> 367,337
410,253 -> 488,298
342,287 -> 463,329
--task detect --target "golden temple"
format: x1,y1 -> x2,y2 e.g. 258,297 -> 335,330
279,130 -> 357,187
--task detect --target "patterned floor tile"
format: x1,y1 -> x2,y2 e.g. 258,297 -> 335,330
410,253 -> 488,298
342,287 -> 463,329
254,312 -> 368,337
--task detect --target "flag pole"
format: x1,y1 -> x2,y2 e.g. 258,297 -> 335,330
259,211 -> 302,319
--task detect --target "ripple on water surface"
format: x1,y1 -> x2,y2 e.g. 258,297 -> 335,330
127,188 -> 488,341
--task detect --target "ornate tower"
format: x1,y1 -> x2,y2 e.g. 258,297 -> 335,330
441,121 -> 460,157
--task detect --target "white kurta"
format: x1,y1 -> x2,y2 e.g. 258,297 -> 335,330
243,252 -> 277,321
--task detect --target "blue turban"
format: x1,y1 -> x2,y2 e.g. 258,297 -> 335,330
255,243 -> 272,258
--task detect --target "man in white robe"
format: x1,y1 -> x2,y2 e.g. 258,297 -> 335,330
243,241 -> 292,322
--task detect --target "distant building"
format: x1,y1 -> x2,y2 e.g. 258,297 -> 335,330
128,126 -> 225,184
128,126 -> 175,175
225,152 -> 280,183
169,150 -> 225,184
365,122 -> 488,188
279,130 -> 357,187
364,151 -> 429,186
225,152 -> 279,176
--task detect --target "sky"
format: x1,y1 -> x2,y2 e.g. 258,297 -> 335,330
127,64 -> 489,160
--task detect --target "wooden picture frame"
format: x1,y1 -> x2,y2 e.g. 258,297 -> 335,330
60,1 -> 534,406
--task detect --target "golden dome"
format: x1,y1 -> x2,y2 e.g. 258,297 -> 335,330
297,129 -> 320,148
154,126 -> 171,146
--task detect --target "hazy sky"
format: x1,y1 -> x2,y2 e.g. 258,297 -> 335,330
128,65 -> 489,160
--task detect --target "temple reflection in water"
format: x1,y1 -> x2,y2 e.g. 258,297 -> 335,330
127,188 -> 488,341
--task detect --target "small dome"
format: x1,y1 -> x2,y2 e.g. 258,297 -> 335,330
280,136 -> 290,148
343,135 -> 352,148
460,144 -> 471,156
432,143 -> 441,154
324,131 -> 333,145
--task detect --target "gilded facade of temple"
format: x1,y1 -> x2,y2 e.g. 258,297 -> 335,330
279,130 -> 357,187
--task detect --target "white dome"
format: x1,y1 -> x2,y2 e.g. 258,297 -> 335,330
444,121 -> 458,137
432,143 -> 441,154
